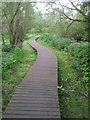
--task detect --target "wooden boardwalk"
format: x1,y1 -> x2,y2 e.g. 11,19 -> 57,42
3,36 -> 60,118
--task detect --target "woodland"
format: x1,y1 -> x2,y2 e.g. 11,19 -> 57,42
2,0 -> 89,118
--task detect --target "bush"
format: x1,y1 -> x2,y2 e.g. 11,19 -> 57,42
41,34 -> 89,82
66,42 -> 89,82
2,52 -> 15,71
40,33 -> 52,43
82,31 -> 88,41
25,33 -> 36,40
52,38 -> 75,50
2,44 -> 12,52
40,33 -> 75,49
2,46 -> 23,77
13,46 -> 23,62
40,33 -> 89,84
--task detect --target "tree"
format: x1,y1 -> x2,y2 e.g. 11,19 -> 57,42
2,2 -> 21,47
48,0 -> 89,40
2,2 -> 34,48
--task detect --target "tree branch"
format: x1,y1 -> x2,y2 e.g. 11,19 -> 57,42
62,5 -> 76,11
10,2 -> 21,24
58,1 -> 87,23
63,11 -> 86,22
69,0 -> 87,18
65,21 -> 74,35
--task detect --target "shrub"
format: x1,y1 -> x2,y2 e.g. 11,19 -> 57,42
52,38 -> 75,50
25,33 -> 36,40
2,46 -> 23,77
66,42 -> 89,83
40,33 -> 89,84
40,33 -> 75,49
2,44 -> 12,52
2,51 -> 16,79
82,31 -> 88,41
13,46 -> 23,62
40,33 -> 52,43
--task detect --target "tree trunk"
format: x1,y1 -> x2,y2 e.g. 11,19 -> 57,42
10,2 -> 21,48
23,2 -> 29,39
2,35 -> 5,45
16,2 -> 29,48
14,18 -> 19,45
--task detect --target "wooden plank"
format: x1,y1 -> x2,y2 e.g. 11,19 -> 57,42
3,114 -> 60,118
12,94 -> 59,98
7,103 -> 60,108
12,97 -> 58,101
4,111 -> 60,116
5,106 -> 59,112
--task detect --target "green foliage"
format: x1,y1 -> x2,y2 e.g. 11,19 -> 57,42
68,21 -> 88,41
2,45 -> 23,110
66,42 -> 89,83
40,33 -> 52,43
38,38 -> 88,118
57,51 -> 88,118
2,44 -> 12,52
2,44 -> 15,74
2,2 -> 34,47
25,33 -> 36,40
83,31 -> 88,41
52,38 -> 75,50
40,33 -> 75,49
2,46 -> 23,74
2,52 -> 15,73
39,34 -> 88,96
41,33 -> 88,85
2,39 -> 37,111
13,47 -> 23,62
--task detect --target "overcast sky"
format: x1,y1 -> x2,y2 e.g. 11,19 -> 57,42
34,0 -> 71,15
2,0 -> 87,2
33,0 -> 85,15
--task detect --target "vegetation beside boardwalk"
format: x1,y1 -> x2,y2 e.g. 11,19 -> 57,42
37,34 -> 88,118
2,35 -> 37,111
2,1 -> 89,118
2,33 -> 88,117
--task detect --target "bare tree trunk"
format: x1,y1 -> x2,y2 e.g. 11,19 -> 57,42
17,2 -> 29,48
23,2 -> 29,39
13,3 -> 20,46
2,34 -> 5,45
13,18 -> 19,45
10,2 -> 21,48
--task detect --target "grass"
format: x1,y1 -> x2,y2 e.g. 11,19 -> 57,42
2,40 -> 37,111
37,38 -> 88,118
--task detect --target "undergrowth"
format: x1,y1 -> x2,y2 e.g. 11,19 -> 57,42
37,34 -> 88,118
40,33 -> 88,96
2,34 -> 37,111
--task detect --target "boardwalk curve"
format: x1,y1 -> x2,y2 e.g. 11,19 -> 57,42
3,36 -> 60,118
